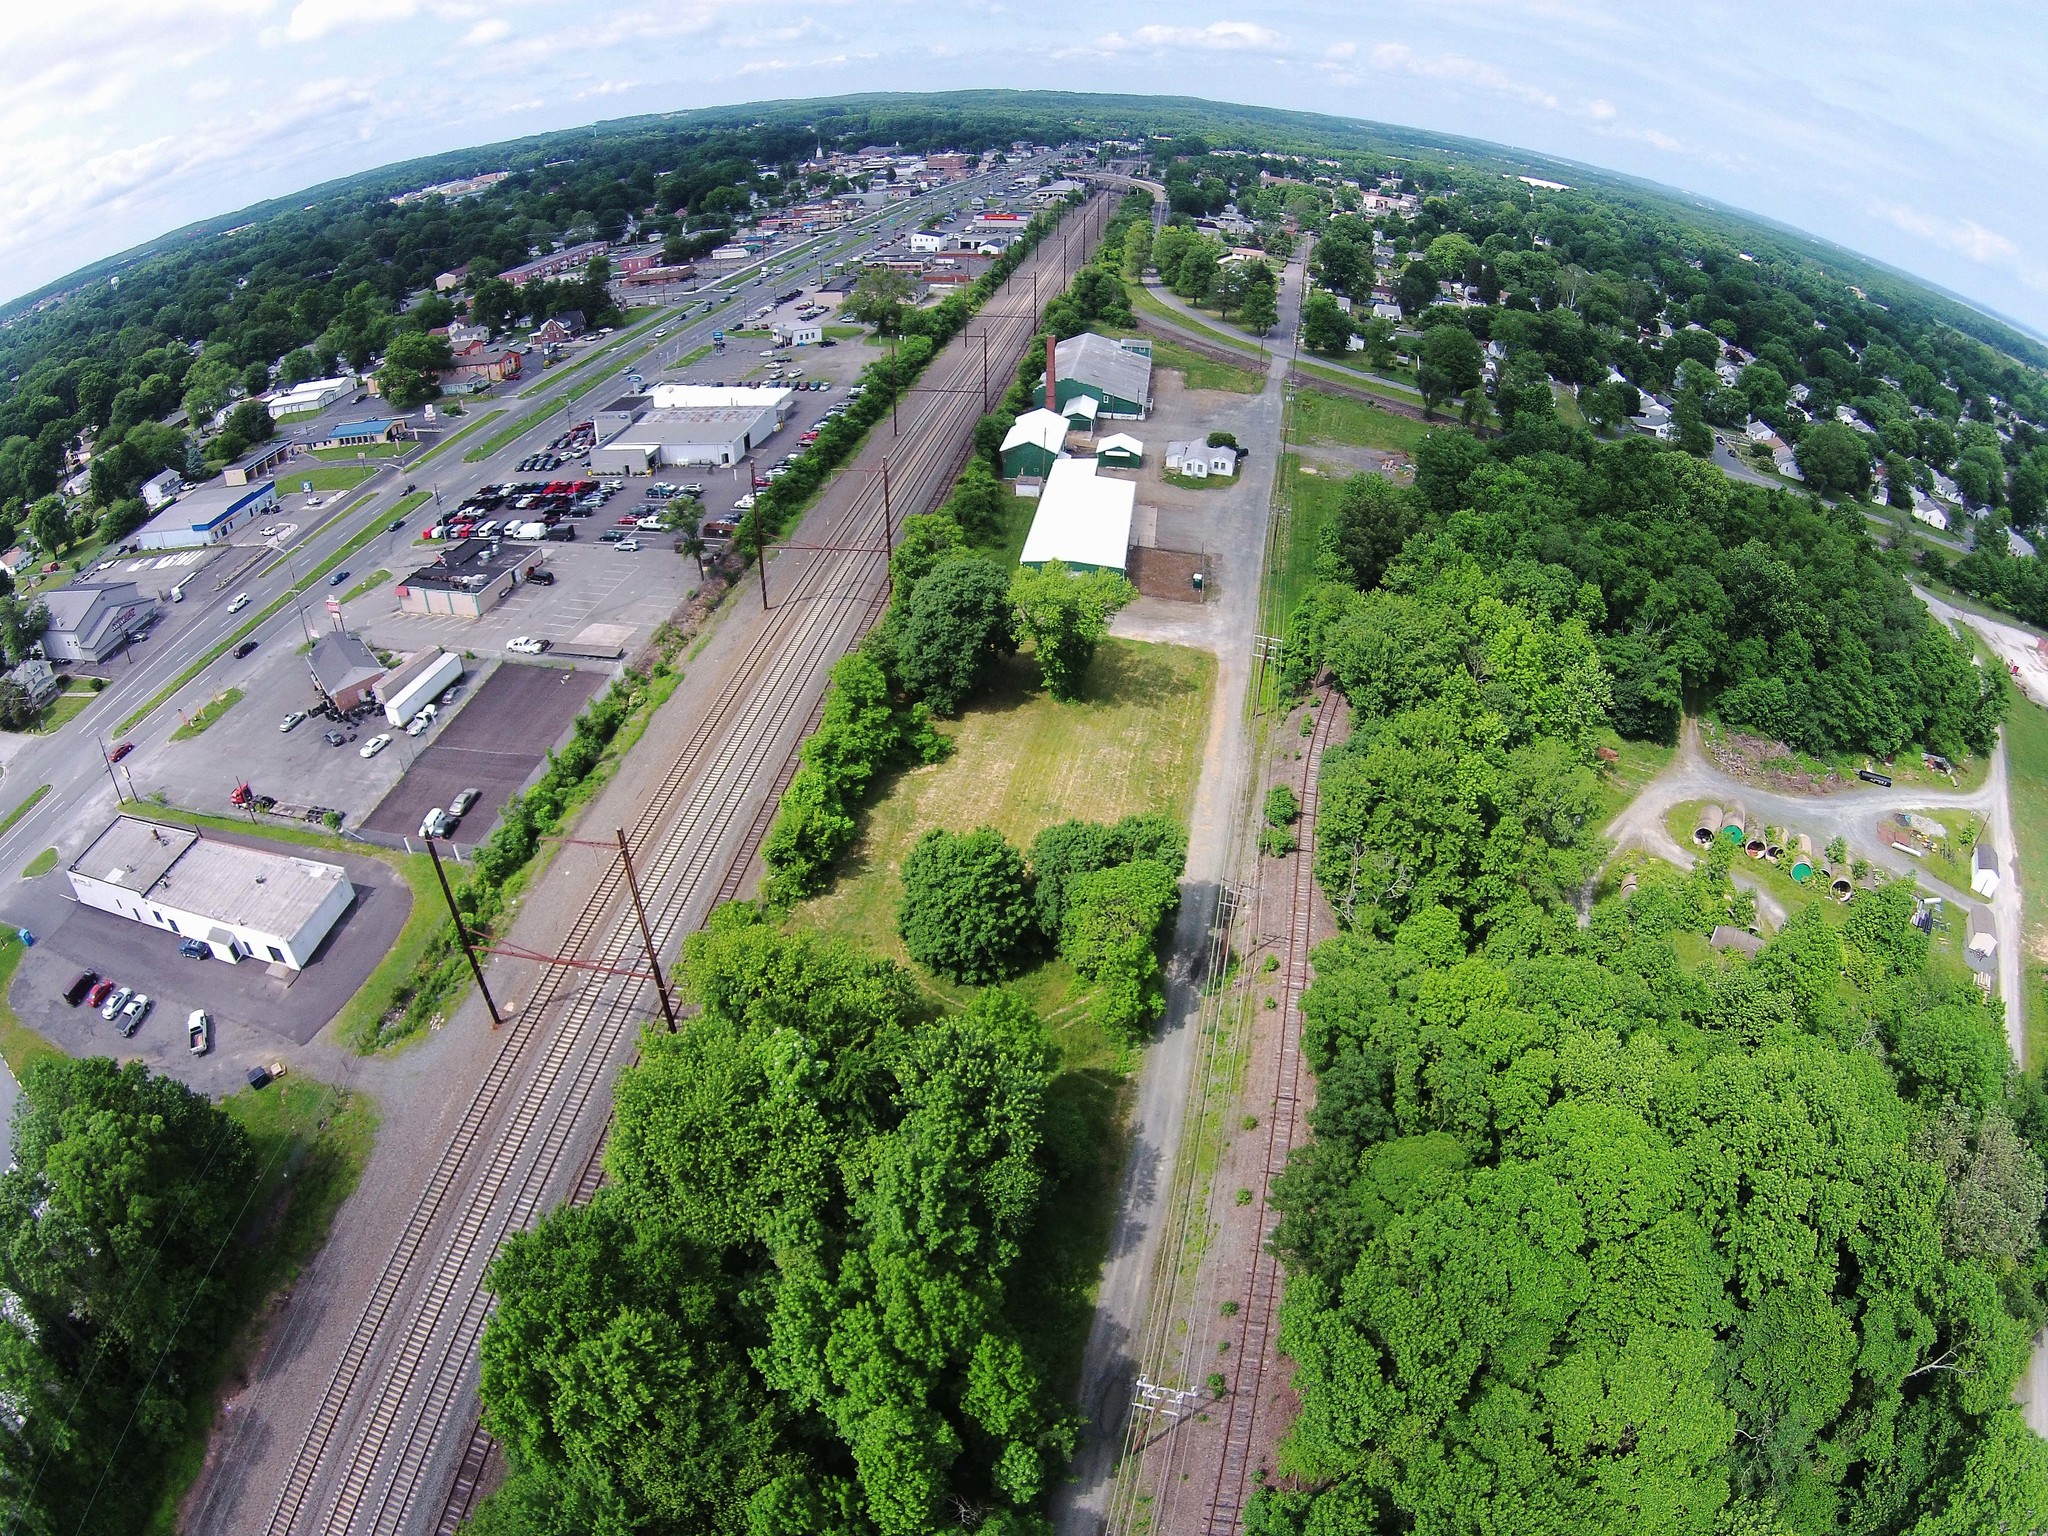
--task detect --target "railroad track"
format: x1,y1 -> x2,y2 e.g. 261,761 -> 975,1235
213,196 -> 1108,1536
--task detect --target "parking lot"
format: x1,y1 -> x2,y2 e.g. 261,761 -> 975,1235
8,833 -> 409,1087
360,659 -> 601,846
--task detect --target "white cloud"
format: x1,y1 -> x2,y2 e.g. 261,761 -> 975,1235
463,17 -> 509,45
1367,42 -> 1559,111
283,0 -> 419,43
1097,20 -> 1288,53
1874,201 -> 2044,290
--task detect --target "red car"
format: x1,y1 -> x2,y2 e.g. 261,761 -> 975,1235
107,742 -> 134,763
86,979 -> 114,1010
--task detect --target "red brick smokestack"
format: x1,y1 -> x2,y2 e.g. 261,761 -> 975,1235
1044,332 -> 1057,411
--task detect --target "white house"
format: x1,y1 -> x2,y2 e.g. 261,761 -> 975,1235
1913,503 -> 1950,533
775,322 -> 823,347
1166,441 -> 1239,479
907,231 -> 945,253
3,657 -> 58,710
139,469 -> 182,510
1973,843 -> 2001,899
67,817 -> 355,969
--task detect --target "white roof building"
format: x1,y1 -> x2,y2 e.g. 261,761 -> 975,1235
1019,457 -> 1134,574
67,817 -> 355,969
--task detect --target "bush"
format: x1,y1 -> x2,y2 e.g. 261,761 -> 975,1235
1060,857 -> 1180,1039
898,826 -> 1034,983
1265,784 -> 1299,826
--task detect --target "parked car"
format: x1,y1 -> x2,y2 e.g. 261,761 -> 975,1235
107,741 -> 134,763
615,538 -> 641,553
227,592 -> 251,613
360,733 -> 392,758
280,711 -> 306,732
527,566 -> 557,582
188,1010 -> 212,1055
63,970 -> 97,1006
324,730 -> 347,747
179,938 -> 209,959
87,979 -> 114,1010
450,787 -> 481,818
119,993 -> 151,1037
100,985 -> 132,1021
505,636 -> 546,655
406,705 -> 437,737
233,639 -> 258,659
328,569 -> 350,587
418,808 -> 453,839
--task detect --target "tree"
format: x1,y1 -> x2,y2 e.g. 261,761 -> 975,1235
1009,561 -> 1134,702
1301,292 -> 1353,357
28,495 -> 68,556
1795,421 -> 1873,499
895,556 -> 1015,714
1236,262 -> 1279,335
1395,258 -> 1439,318
179,355 -> 235,432
377,330 -> 452,408
897,827 -> 1034,982
1355,316 -> 1397,371
1417,325 -> 1482,416
1331,472 -> 1415,591
845,266 -> 918,333
1059,859 -> 1180,1040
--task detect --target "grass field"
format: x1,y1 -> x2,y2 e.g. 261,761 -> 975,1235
1291,356 -> 1427,406
673,343 -> 713,370
1590,730 -> 1678,829
310,443 -> 404,460
341,569 -> 391,603
145,1075 -> 377,1536
1148,335 -> 1263,394
2004,696 -> 2048,1072
1291,387 -> 1431,455
170,688 -> 242,741
1129,284 -> 1264,356
792,640 -> 1215,1048
1269,453 -> 1342,633
21,848 -> 56,879
823,325 -> 865,341
281,465 -> 376,495
30,690 -> 96,734
0,935 -> 60,1075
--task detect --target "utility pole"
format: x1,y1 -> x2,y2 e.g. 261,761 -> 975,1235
427,837 -> 503,1028
94,735 -> 123,803
752,498 -> 769,609
881,458 -> 893,559
615,829 -> 677,1033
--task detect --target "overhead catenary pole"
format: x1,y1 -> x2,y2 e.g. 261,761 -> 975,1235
615,828 -> 677,1033
427,836 -> 503,1028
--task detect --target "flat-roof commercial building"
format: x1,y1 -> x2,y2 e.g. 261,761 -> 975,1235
268,376 -> 356,419
618,403 -> 780,467
1032,332 -> 1152,419
67,817 -> 354,969
224,432 -> 309,485
1018,457 -> 1135,575
312,418 -> 408,450
645,383 -> 795,427
134,479 -> 276,550
396,537 -> 544,619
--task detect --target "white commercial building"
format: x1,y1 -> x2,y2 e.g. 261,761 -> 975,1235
134,480 -> 276,550
606,403 -> 780,468
1018,457 -> 1134,575
67,817 -> 355,969
645,383 -> 795,426
267,376 -> 356,419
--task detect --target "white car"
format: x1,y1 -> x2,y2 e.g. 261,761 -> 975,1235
305,496 -> 324,509
187,1010 -> 211,1055
734,493 -> 757,511
506,637 -> 546,655
360,733 -> 392,758
227,592 -> 251,613
258,525 -> 277,538
407,704 -> 437,737
615,538 -> 641,553
279,710 -> 306,732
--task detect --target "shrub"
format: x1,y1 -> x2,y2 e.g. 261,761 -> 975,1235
1264,784 -> 1299,826
898,826 -> 1034,983
1060,857 -> 1180,1040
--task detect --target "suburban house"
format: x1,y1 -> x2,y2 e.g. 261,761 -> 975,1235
1031,332 -> 1153,419
40,580 -> 158,663
533,310 -> 586,344
1165,441 -> 1239,478
999,409 -> 1070,479
1017,457 -> 1134,575
1973,843 -> 2002,899
438,340 -> 523,386
139,469 -> 182,509
4,656 -> 59,710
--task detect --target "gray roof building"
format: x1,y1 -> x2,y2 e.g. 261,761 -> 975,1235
1034,332 -> 1153,418
308,630 -> 386,709
41,580 -> 157,664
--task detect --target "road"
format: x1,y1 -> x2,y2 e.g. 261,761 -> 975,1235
179,190 -> 1110,1536
0,162 -> 1039,898
1054,234 -> 1310,1536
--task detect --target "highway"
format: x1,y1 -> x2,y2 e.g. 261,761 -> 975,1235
0,160 -> 1038,897
180,186 -> 1106,1536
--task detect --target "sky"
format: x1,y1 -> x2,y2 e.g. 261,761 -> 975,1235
6,1 -> 2046,337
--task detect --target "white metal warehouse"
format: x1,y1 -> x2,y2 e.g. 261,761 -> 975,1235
1018,457 -> 1134,574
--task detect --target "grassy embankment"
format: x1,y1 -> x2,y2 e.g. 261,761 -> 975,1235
117,491 -> 431,736
1128,283 -> 1264,356
20,848 -> 56,878
788,638 -> 1214,1386
143,1075 -> 377,1535
340,570 -> 391,603
168,688 -> 243,741
2003,694 -> 2048,1072
310,442 -> 404,460
1146,334 -> 1263,394
280,464 -> 376,495
1289,354 -> 1427,406
0,784 -> 49,837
